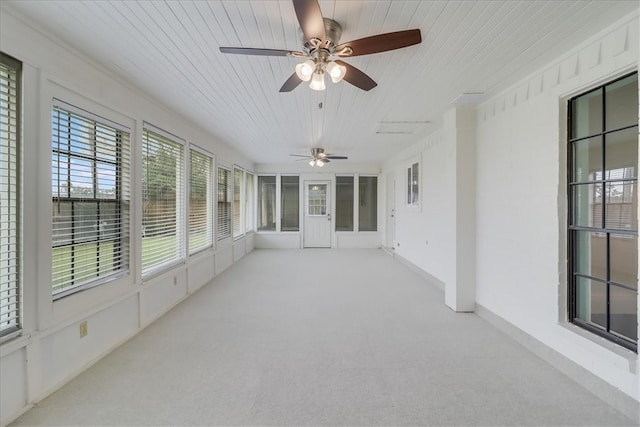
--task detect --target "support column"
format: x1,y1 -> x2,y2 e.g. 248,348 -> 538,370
443,106 -> 477,312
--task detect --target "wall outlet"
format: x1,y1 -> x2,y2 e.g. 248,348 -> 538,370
79,321 -> 88,338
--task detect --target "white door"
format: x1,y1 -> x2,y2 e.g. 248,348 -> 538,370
386,171 -> 395,250
304,181 -> 331,248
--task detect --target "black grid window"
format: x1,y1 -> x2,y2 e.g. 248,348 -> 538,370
568,72 -> 638,351
52,103 -> 130,297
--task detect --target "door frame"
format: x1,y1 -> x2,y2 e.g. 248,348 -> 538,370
303,180 -> 331,248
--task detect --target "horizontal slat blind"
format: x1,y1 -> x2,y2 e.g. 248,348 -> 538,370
233,168 -> 243,238
52,104 -> 130,297
217,167 -> 231,240
245,173 -> 254,232
189,148 -> 213,254
0,56 -> 20,337
142,128 -> 184,275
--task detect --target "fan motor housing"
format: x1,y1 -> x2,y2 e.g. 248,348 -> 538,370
303,18 -> 342,52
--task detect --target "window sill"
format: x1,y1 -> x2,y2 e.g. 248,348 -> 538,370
560,322 -> 637,367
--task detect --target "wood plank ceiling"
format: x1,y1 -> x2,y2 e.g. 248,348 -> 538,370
4,1 -> 638,165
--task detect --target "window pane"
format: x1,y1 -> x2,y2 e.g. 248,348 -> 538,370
53,105 -> 130,294
571,136 -> 601,183
189,149 -> 213,254
605,128 -> 637,179
610,234 -> 637,287
281,176 -> 299,231
573,230 -> 606,281
571,88 -> 602,139
142,129 -> 184,273
359,176 -> 377,231
605,181 -> 636,231
610,285 -> 638,341
411,163 -> 419,205
605,74 -> 638,132
575,276 -> 607,330
336,176 -> 354,231
257,176 -> 276,231
571,183 -> 602,228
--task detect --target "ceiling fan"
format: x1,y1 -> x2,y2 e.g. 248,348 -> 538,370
290,148 -> 347,167
219,0 -> 422,92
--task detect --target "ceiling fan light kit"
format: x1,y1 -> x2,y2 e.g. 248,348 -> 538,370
219,0 -> 422,92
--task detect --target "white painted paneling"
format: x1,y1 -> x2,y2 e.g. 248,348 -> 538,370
254,233 -> 301,249
33,296 -> 139,401
140,270 -> 188,326
188,253 -> 216,294
0,348 -> 27,426
214,245 -> 234,274
233,238 -> 247,262
336,232 -> 380,248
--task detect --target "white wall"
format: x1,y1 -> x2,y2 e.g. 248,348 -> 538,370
382,10 -> 639,403
0,8 -> 255,426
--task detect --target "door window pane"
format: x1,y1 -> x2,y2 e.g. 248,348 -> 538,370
571,136 -> 601,183
575,276 -> 607,330
610,285 -> 638,341
573,230 -> 606,280
308,184 -> 327,216
610,234 -> 637,287
571,88 -> 602,138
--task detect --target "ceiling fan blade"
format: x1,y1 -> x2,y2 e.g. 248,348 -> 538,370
219,47 -> 304,57
325,156 -> 348,160
335,29 -> 422,57
289,154 -> 310,157
293,0 -> 326,43
335,60 -> 377,91
279,73 -> 304,92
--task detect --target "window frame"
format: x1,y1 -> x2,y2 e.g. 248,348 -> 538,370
257,174 -> 277,232
567,72 -> 638,352
233,166 -> 245,240
280,175 -> 300,232
245,172 -> 254,233
51,100 -> 131,298
217,166 -> 232,241
188,145 -> 214,255
141,124 -> 185,277
358,175 -> 378,232
407,161 -> 420,207
0,53 -> 21,340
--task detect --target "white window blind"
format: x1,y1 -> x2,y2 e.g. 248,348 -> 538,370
52,103 -> 130,297
233,168 -> 244,238
245,173 -> 254,232
217,167 -> 231,240
141,127 -> 184,275
189,148 -> 213,254
0,55 -> 20,337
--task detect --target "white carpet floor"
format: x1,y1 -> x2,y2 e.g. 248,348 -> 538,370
11,249 -> 637,426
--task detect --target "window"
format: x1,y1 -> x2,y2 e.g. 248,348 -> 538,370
0,54 -> 20,338
568,73 -> 638,351
407,162 -> 419,206
281,176 -> 299,231
141,127 -> 184,275
257,175 -> 276,231
359,176 -> 377,231
233,168 -> 244,238
217,167 -> 232,240
245,172 -> 254,232
189,148 -> 213,254
336,176 -> 354,231
52,102 -> 130,296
